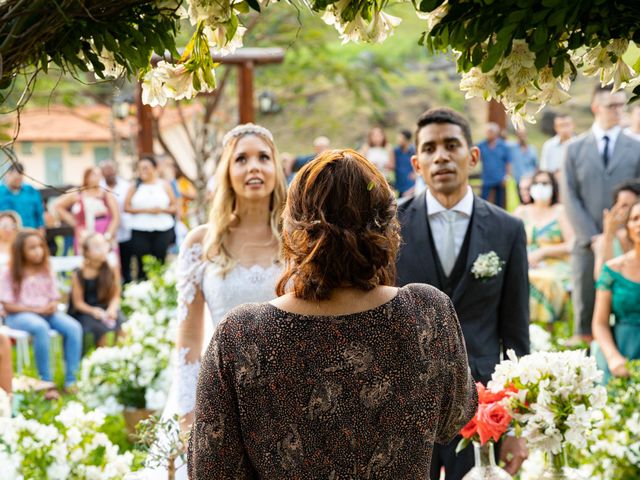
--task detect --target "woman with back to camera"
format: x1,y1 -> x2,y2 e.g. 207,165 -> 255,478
189,149 -> 477,479
140,124 -> 287,480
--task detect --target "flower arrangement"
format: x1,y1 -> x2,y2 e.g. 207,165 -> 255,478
573,360 -> 640,479
489,350 -> 607,469
0,401 -> 133,479
458,382 -> 515,450
471,251 -> 504,280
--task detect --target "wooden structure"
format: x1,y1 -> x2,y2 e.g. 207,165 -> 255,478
137,48 -> 285,156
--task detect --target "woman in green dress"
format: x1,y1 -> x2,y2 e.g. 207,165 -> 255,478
513,170 -> 574,324
593,200 -> 640,383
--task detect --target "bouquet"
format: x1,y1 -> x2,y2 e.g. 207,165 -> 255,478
0,401 -> 132,479
458,382 -> 515,451
488,349 -> 607,456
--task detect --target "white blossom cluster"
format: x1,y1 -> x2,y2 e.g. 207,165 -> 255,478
489,349 -> 607,455
321,0 -> 402,44
0,402 -> 132,479
456,38 -> 639,127
471,251 -> 504,279
529,323 -> 553,352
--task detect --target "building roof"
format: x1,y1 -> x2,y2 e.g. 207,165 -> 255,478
5,103 -> 203,143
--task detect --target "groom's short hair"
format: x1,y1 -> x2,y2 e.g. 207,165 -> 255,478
415,107 -> 473,148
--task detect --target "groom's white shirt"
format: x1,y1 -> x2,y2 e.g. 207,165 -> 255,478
426,185 -> 474,263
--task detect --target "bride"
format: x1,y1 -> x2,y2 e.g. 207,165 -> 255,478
140,123 -> 287,479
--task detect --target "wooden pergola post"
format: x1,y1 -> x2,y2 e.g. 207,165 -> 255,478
136,48 -> 284,157
488,99 -> 507,131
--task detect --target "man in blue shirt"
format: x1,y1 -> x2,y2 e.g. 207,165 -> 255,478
393,129 -> 416,197
477,122 -> 512,208
0,162 -> 45,230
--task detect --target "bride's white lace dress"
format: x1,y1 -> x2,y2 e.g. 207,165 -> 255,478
137,242 -> 282,479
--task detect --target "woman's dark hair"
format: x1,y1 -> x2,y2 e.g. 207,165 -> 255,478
81,233 -> 116,305
612,179 -> 640,204
367,127 -> 387,147
276,149 -> 400,301
9,229 -> 50,296
531,169 -> 559,205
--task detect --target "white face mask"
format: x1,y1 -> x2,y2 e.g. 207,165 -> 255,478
530,183 -> 553,203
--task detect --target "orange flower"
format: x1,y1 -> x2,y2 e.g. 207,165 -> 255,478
477,382 -> 516,404
460,416 -> 478,440
476,402 -> 512,445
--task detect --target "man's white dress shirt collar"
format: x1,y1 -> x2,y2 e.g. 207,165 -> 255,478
426,185 -> 474,217
592,123 -> 622,156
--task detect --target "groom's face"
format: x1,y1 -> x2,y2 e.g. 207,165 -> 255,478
412,123 -> 479,196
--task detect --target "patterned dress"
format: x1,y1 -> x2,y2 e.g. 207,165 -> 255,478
188,283 -> 477,479
525,218 -> 572,323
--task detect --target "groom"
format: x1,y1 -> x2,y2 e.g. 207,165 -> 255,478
396,108 -> 530,480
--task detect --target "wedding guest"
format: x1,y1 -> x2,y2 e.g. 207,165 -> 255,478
514,171 -> 574,324
100,160 -> 133,283
189,149 -> 477,479
0,230 -> 82,388
0,211 -> 21,267
518,174 -> 533,206
592,200 -> 640,383
0,162 -> 44,231
508,128 -> 537,188
54,167 -> 120,253
477,122 -> 512,208
360,126 -> 394,177
292,136 -> 331,174
393,129 -> 416,197
397,107 -> 529,479
124,156 -> 177,279
540,113 -> 574,176
562,84 -> 640,342
593,180 -> 640,279
69,233 -> 124,348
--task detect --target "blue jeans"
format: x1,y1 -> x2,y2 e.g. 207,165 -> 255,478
6,311 -> 82,386
481,182 -> 506,208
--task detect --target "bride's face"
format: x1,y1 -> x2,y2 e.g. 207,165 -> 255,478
229,135 -> 277,201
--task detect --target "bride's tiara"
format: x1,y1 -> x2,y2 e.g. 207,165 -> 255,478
222,123 -> 274,147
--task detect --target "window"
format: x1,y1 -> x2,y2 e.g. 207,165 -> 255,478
44,146 -> 64,186
93,146 -> 112,165
69,141 -> 83,155
21,142 -> 33,155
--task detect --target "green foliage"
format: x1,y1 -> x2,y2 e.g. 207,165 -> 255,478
0,0 -> 182,106
420,0 -> 640,100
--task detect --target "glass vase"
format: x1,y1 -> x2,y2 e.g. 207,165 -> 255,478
540,449 -> 578,479
462,441 -> 513,480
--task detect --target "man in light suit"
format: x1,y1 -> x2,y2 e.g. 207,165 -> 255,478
562,84 -> 640,342
396,108 -> 530,480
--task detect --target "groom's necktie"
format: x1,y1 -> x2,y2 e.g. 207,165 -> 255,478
602,135 -> 610,168
440,210 -> 457,277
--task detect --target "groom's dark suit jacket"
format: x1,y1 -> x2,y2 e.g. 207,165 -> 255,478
397,191 -> 530,385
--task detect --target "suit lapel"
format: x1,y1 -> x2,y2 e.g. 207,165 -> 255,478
409,192 -> 440,289
452,196 -> 489,304
584,132 -> 604,172
608,132 -> 631,174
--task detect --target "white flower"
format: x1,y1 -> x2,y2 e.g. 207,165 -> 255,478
529,324 -> 552,352
502,40 -> 536,71
366,11 -> 402,43
187,0 -> 233,25
0,388 -> 10,417
204,24 -> 246,55
416,1 -> 449,31
141,65 -> 170,107
459,67 -> 498,101
471,251 -> 504,279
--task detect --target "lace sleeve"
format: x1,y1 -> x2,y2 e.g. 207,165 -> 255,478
173,242 -> 207,416
596,264 -> 615,292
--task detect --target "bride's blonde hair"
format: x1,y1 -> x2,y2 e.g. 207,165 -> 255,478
202,128 -> 286,276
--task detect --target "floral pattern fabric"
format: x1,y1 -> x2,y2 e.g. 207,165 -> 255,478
188,283 -> 477,479
0,268 -> 59,309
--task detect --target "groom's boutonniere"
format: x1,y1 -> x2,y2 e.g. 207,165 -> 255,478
471,251 -> 505,279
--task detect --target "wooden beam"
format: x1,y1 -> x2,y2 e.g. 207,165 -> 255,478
136,82 -> 154,156
488,99 -> 507,131
238,61 -> 255,124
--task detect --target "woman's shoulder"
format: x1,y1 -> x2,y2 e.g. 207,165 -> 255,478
182,225 -> 208,249
605,255 -> 625,273
401,283 -> 453,308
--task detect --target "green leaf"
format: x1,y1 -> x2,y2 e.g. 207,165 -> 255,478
532,24 -> 548,50
367,180 -> 375,191
471,44 -> 483,65
455,437 -> 471,454
246,0 -> 261,12
418,0 -> 445,13
548,7 -> 568,27
552,54 -> 565,76
234,1 -> 250,14
542,0 -> 562,6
